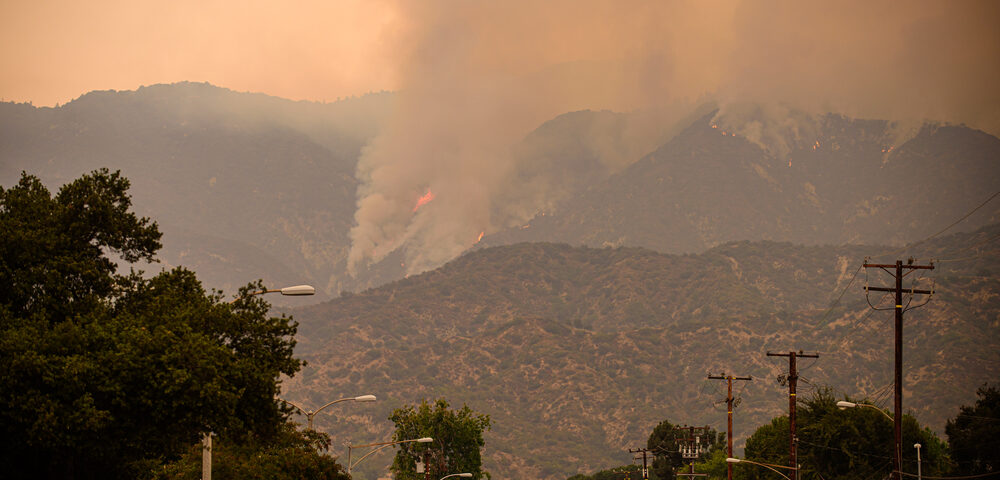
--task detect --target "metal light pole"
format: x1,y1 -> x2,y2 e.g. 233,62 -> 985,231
346,437 -> 434,475
202,283 -> 316,480
283,395 -> 377,430
915,443 -> 922,480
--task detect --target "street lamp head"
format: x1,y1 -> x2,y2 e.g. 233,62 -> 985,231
914,443 -> 921,449
726,458 -> 741,463
279,285 -> 315,296
417,437 -> 433,443
837,401 -> 857,410
354,395 -> 376,402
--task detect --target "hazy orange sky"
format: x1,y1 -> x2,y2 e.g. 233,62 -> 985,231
4,0 -> 999,275
0,0 -> 403,105
3,0 -> 998,132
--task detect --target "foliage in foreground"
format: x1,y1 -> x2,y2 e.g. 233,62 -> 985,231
389,398 -> 493,480
568,418 -> 723,480
154,422 -> 349,480
0,171 -> 307,479
735,388 -> 949,480
946,383 -> 1000,474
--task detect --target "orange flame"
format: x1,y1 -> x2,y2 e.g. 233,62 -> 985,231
412,189 -> 435,212
475,231 -> 485,243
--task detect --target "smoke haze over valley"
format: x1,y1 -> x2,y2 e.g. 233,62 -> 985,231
2,1 -> 1000,478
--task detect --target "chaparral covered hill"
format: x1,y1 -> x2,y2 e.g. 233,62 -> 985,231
283,225 -> 1000,480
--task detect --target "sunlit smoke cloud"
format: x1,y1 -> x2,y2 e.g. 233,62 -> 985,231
347,0 -> 1000,275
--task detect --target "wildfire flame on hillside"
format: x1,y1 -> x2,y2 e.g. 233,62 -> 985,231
412,189 -> 435,212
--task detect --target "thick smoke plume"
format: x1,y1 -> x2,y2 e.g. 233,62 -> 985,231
348,0 -> 1000,275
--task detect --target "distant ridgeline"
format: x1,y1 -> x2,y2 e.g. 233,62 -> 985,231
3,86 -> 998,305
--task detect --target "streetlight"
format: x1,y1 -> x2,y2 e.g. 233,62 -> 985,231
203,283 -> 316,480
440,474 -> 473,480
726,458 -> 796,480
346,437 -> 434,474
283,395 -> 377,430
915,443 -> 922,480
230,284 -> 316,302
836,401 -> 895,422
837,400 -> 898,480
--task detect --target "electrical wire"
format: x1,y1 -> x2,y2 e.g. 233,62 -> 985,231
810,190 -> 999,339
819,292 -> 891,354
937,231 -> 1000,262
897,472 -> 1000,479
869,189 -> 1000,260
816,264 -> 865,326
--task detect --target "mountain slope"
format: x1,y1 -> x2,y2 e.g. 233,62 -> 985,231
284,226 -> 1000,479
483,112 -> 1000,254
0,85 -> 641,302
0,83 -> 391,302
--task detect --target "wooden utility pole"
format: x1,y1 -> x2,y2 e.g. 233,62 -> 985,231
708,373 -> 752,480
863,259 -> 934,480
767,350 -> 819,480
628,447 -> 651,480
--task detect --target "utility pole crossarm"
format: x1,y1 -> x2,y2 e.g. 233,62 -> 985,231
862,263 -> 934,269
766,352 -> 819,358
627,447 -> 651,480
865,286 -> 933,294
707,375 -> 752,380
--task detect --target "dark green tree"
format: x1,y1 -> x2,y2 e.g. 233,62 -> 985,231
389,398 -> 492,480
647,419 -> 723,480
648,419 -> 682,480
0,171 -> 306,479
946,383 -> 1000,474
741,388 -> 949,480
154,422 -> 350,480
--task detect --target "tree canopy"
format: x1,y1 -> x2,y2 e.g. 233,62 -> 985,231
946,383 -> 1000,474
389,398 -> 493,480
739,388 -> 949,480
647,419 -> 723,480
154,422 -> 350,480
0,170 -> 305,479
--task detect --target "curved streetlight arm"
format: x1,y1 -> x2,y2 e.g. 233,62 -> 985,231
440,474 -> 473,479
314,397 -> 360,416
837,401 -> 894,422
348,438 -> 433,474
229,284 -> 315,304
726,458 -> 793,480
282,399 -> 307,415
350,442 -> 398,472
315,395 -> 376,416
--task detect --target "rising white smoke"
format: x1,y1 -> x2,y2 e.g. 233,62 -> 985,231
347,0 -> 1000,275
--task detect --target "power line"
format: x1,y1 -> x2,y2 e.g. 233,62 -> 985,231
897,472 -> 1000,479
937,231 -> 1000,262
869,189 -> 1000,260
